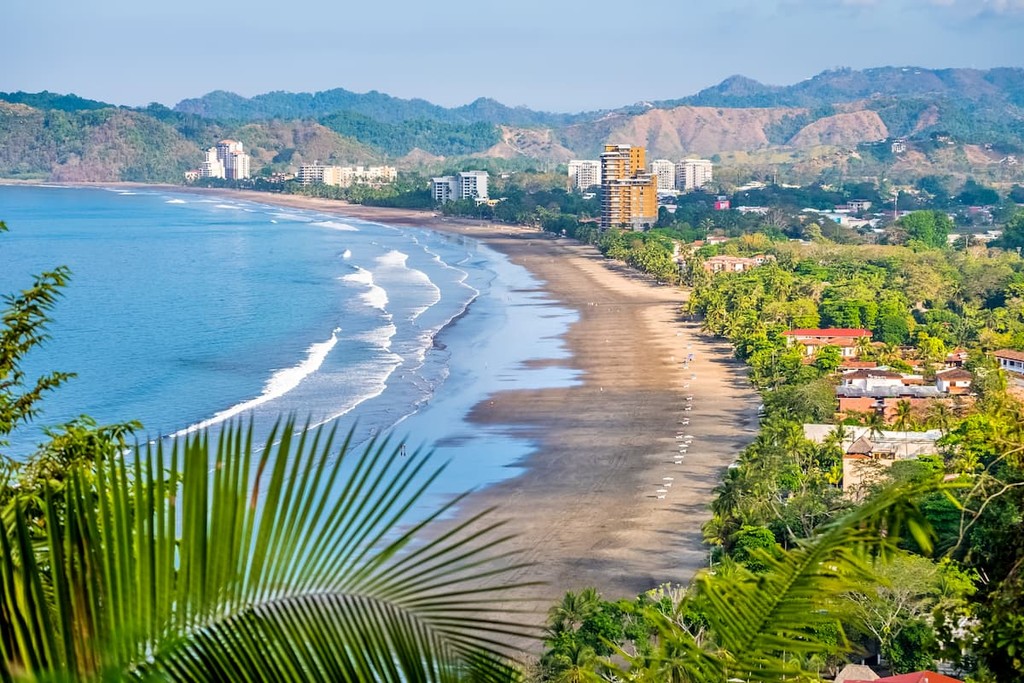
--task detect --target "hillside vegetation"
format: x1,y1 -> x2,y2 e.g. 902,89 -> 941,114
1,66 -> 1022,182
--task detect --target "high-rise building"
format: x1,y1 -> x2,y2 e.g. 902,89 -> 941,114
458,171 -> 488,200
675,158 -> 713,191
650,159 -> 676,191
199,147 -> 225,179
216,139 -> 251,180
568,160 -> 601,191
600,144 -> 658,230
431,171 -> 489,203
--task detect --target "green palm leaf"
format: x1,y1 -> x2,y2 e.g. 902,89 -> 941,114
0,419 -> 537,681
614,481 -> 940,683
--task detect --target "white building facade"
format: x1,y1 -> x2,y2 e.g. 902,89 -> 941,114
298,164 -> 397,187
432,171 -> 489,203
650,159 -> 676,191
675,158 -> 713,191
216,139 -> 251,180
568,160 -> 601,191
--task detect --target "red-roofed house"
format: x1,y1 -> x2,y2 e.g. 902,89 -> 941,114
848,671 -> 962,683
995,349 -> 1024,375
784,328 -> 872,358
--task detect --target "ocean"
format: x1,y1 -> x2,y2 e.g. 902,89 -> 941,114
0,185 -> 579,499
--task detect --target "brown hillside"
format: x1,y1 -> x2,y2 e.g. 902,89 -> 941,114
231,121 -> 381,167
559,106 -> 799,158
482,126 -> 574,162
788,110 -> 888,148
397,147 -> 445,168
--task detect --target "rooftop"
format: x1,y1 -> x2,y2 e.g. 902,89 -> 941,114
784,328 -> 871,338
994,348 -> 1024,362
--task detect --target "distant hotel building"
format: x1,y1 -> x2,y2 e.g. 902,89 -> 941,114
600,144 -> 657,230
650,159 -> 676,191
196,139 -> 251,180
675,158 -> 713,191
431,171 -> 489,203
297,163 -> 397,187
568,159 -> 601,191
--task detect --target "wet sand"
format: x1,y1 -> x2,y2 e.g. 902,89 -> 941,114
67,185 -> 762,650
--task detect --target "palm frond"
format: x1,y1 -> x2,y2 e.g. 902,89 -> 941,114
0,419 -> 537,682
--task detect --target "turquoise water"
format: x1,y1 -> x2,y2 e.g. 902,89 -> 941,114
0,185 -> 579,496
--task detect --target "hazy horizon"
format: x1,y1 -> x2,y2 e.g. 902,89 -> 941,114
5,0 -> 1024,112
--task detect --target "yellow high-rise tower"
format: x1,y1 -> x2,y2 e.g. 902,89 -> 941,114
600,144 -> 658,230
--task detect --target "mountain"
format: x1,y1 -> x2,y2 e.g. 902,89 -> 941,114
174,88 -> 579,126
1,66 -> 1022,183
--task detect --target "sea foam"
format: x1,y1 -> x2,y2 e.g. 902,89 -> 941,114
172,327 -> 341,437
165,198 -> 187,204
313,220 -> 359,232
342,267 -> 388,311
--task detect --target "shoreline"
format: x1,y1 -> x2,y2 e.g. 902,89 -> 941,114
20,182 -> 761,648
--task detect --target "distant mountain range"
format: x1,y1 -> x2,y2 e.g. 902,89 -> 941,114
2,66 -> 1023,184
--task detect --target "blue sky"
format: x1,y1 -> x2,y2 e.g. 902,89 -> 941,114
4,0 -> 1023,112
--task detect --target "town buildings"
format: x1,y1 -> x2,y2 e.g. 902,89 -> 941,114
297,163 -> 397,188
783,328 -> 872,358
600,145 -> 657,230
675,158 -> 714,191
994,348 -> 1024,374
568,160 -> 601,191
649,159 -> 676,192
702,254 -> 772,274
216,140 -> 251,180
431,171 -> 490,203
195,140 -> 251,180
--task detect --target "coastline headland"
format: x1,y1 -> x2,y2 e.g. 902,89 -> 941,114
54,184 -> 762,636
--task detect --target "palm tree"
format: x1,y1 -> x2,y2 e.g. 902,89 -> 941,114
0,422 -> 535,681
927,401 -> 954,434
893,399 -> 915,459
607,481 -> 938,682
546,588 -> 601,636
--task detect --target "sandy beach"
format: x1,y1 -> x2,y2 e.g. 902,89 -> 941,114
214,192 -> 759,589
61,184 -> 761,648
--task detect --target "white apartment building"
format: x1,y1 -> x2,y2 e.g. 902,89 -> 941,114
199,147 -> 225,179
675,158 -> 713,191
298,164 -> 398,187
568,160 -> 601,191
431,171 -> 490,203
216,139 -> 251,180
650,159 -> 676,191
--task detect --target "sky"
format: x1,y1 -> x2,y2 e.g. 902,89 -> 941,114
4,0 -> 1024,112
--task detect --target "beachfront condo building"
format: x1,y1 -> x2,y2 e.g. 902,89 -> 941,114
431,171 -> 489,203
568,159 -> 601,191
199,147 -> 226,179
600,144 -> 657,230
297,163 -> 397,188
675,158 -> 713,191
650,159 -> 676,191
214,139 -> 251,180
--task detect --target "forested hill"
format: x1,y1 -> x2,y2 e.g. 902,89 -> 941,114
1,66 -> 1023,182
662,66 -> 1024,109
174,88 -> 580,127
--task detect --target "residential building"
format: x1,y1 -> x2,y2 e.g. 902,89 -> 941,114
935,368 -> 973,394
568,160 -> 601,191
216,139 -> 251,180
298,164 -> 397,187
803,424 -> 944,498
649,159 -> 676,191
848,672 -> 962,683
995,348 -> 1024,374
431,171 -> 490,203
891,138 -> 907,154
783,328 -> 872,358
702,254 -> 773,274
199,147 -> 225,179
600,144 -> 657,230
431,176 -> 459,203
714,196 -> 731,211
836,199 -> 873,213
675,158 -> 713,191
458,170 -> 489,200
835,366 -> 973,422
